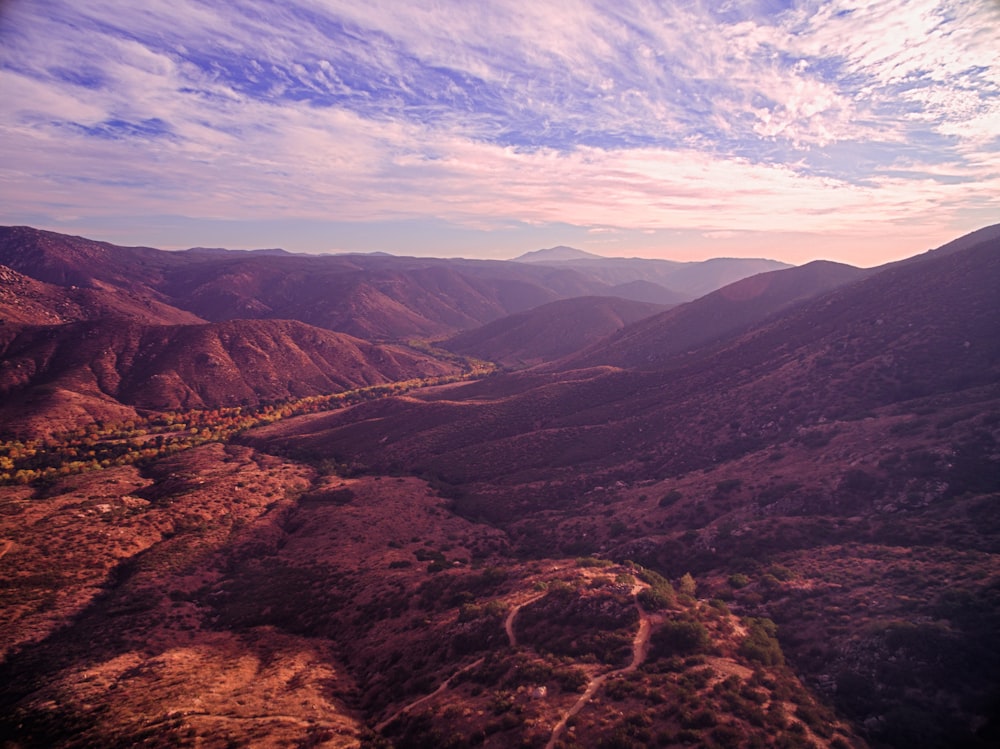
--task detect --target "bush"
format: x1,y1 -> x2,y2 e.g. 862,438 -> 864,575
728,573 -> 750,589
639,586 -> 675,611
651,620 -> 710,658
577,556 -> 614,568
659,490 -> 683,508
740,618 -> 784,666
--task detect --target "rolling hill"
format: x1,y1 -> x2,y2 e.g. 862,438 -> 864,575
239,227 -> 1000,747
440,296 -> 667,367
513,246 -> 793,299
0,319 -> 460,437
0,227 -> 795,339
0,224 -> 998,749
557,260 -> 870,371
254,231 -> 998,488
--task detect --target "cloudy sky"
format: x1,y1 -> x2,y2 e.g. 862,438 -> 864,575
1,1 -> 998,264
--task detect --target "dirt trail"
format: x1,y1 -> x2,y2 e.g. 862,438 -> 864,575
375,591 -> 545,733
374,656 -> 484,732
545,588 -> 651,749
505,592 -> 545,648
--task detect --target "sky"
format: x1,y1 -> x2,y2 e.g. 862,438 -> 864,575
1,1 -> 998,266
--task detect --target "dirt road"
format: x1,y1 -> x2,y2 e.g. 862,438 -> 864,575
545,589 -> 651,749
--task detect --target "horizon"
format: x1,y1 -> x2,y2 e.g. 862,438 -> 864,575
1,2 -> 998,266
11,220 -> 1000,268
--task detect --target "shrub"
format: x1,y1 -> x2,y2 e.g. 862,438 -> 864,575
740,618 -> 784,666
678,572 -> 697,597
728,573 -> 750,589
714,479 -> 742,495
659,490 -> 683,508
577,556 -> 614,568
651,620 -> 710,658
639,586 -> 675,611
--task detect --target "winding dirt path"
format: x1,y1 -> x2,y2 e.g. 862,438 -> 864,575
545,589 -> 651,749
374,656 -> 485,732
375,591 -> 546,734
505,592 -> 545,648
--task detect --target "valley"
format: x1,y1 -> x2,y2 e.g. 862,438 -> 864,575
0,225 -> 998,748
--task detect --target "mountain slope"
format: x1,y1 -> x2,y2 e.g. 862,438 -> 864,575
0,319 -> 459,436
0,226 -> 800,341
440,296 -> 667,367
558,260 -> 869,371
513,247 -> 793,299
243,228 -> 1000,749
0,263 -> 204,327
248,231 -> 998,491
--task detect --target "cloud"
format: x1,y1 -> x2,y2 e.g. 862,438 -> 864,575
0,0 -> 998,260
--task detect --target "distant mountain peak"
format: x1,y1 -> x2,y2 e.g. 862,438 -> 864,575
512,246 -> 606,263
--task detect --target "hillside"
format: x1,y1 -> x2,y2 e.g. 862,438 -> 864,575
257,233 -> 998,487
440,296 -> 666,367
242,230 -> 1000,747
0,319 -> 460,437
0,227 -> 795,340
0,263 -> 204,328
0,225 -> 997,749
558,260 -> 869,371
513,247 -> 793,299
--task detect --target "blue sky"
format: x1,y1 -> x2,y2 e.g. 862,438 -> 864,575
1,1 -> 998,265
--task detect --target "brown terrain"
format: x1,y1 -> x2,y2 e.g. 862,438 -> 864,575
0,225 -> 998,748
441,296 -> 667,368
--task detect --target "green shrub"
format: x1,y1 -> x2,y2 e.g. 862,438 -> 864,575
728,573 -> 750,589
651,620 -> 710,658
740,618 -> 784,666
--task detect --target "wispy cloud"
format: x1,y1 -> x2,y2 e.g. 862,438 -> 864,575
0,0 -> 997,261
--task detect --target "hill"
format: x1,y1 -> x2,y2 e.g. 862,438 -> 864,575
259,232 -> 998,487
1,224 -> 998,748
513,246 -> 793,300
0,227 -> 794,339
242,229 -> 1000,748
0,319 -> 460,437
512,245 -> 606,262
440,296 -> 667,367
558,260 -> 869,371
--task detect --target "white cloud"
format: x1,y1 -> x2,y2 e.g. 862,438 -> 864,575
0,0 -> 998,259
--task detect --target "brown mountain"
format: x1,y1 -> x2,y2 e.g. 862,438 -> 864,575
440,296 -> 667,367
0,226 -> 795,341
0,263 -> 204,328
0,319 -> 459,437
239,228 -> 1000,747
558,260 -> 869,371
256,232 -> 997,487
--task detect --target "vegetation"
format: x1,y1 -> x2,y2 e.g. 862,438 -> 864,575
0,365 -> 492,486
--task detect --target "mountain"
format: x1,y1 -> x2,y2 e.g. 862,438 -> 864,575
0,227 -> 609,338
263,233 -> 997,487
1,224 -> 998,749
607,278 -> 689,305
0,263 -> 204,327
512,245 -> 606,262
513,245 -> 793,299
557,260 -> 869,371
239,229 -> 1000,747
0,227 -> 797,340
440,296 -> 667,368
0,319 -> 459,437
